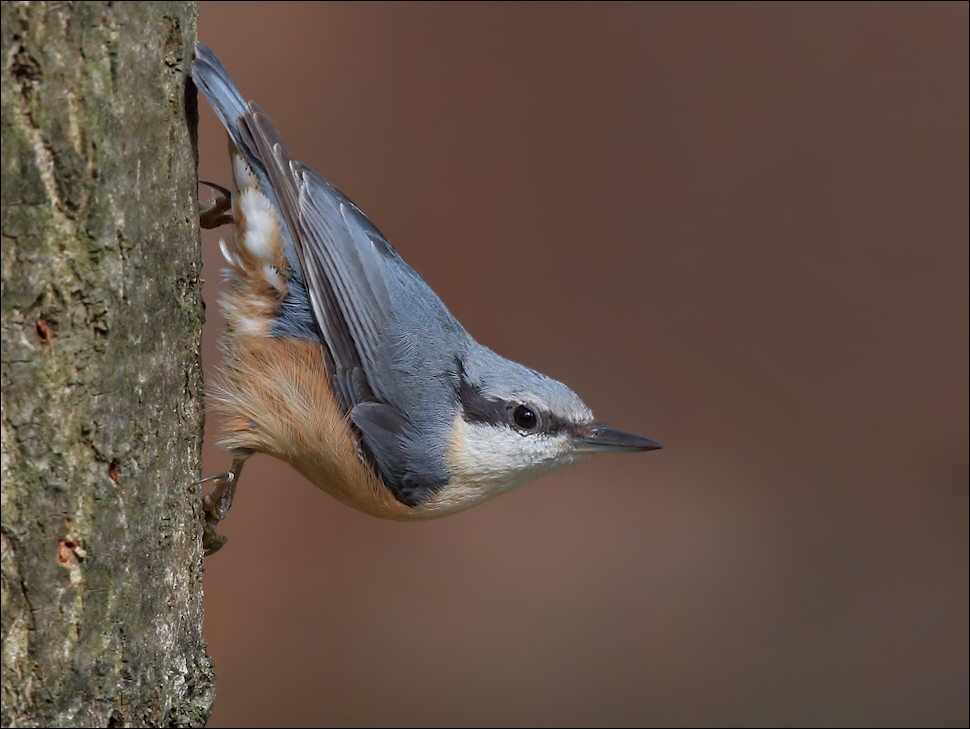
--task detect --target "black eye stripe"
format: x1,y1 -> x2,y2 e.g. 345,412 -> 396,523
455,360 -> 588,437
540,412 -> 581,437
457,376 -> 507,425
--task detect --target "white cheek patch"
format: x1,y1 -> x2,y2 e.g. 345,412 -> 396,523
455,422 -> 550,484
442,416 -> 587,509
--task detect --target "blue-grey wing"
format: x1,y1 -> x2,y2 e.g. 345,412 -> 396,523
193,42 -> 461,500
239,107 -> 397,407
241,110 -> 465,500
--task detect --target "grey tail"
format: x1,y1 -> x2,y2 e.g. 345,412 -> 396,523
191,42 -> 248,144
191,42 -> 278,223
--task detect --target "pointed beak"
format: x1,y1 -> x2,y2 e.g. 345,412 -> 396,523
573,426 -> 663,454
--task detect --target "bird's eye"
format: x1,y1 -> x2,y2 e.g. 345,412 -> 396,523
513,404 -> 538,431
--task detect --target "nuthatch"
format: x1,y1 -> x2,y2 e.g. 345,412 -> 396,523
192,42 -> 661,555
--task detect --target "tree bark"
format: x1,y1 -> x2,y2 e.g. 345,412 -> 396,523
1,2 -> 213,726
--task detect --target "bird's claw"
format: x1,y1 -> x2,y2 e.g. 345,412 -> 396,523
199,470 -> 236,555
199,180 -> 233,229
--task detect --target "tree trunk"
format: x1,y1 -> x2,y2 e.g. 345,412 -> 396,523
1,2 -> 213,726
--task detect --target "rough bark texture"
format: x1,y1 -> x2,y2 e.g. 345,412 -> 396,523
0,2 -> 213,726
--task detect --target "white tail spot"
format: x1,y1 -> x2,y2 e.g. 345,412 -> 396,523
263,264 -> 285,290
239,189 -> 280,264
232,153 -> 257,192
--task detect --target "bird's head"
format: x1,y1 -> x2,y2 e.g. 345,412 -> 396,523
430,348 -> 661,514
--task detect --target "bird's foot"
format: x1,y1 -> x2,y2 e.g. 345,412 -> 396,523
198,454 -> 249,556
199,470 -> 237,555
199,180 -> 233,229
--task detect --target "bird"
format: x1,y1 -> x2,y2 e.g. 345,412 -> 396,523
191,42 -> 661,555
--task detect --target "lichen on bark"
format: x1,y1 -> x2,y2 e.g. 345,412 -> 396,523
1,2 -> 213,726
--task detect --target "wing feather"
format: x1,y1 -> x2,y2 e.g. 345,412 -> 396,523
237,108 -> 397,412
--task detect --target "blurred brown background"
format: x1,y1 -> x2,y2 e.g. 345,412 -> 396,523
195,3 -> 968,726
